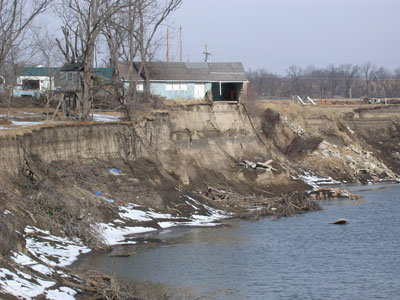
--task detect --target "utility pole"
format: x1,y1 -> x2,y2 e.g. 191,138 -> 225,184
180,25 -> 183,63
203,44 -> 211,62
166,28 -> 170,62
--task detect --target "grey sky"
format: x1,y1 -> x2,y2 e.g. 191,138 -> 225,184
168,0 -> 400,74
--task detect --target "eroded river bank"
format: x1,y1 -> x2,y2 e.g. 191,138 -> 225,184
1,102 -> 400,299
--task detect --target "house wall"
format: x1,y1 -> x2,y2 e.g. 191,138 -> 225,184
122,81 -> 212,100
17,76 -> 55,91
122,80 -> 246,102
149,82 -> 212,100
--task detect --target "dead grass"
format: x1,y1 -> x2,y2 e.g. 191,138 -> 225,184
17,157 -> 110,251
0,118 -> 11,126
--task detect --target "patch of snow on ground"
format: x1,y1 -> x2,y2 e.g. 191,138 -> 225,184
103,199 -> 229,244
93,114 -> 120,122
45,287 -> 77,300
119,205 -> 152,221
24,226 -> 91,267
158,196 -> 229,228
185,200 -> 200,211
12,253 -> 54,276
146,209 -> 173,219
297,172 -> 339,188
0,267 -> 54,300
100,223 -> 156,245
118,204 -> 174,222
158,221 -> 178,229
11,121 -> 45,127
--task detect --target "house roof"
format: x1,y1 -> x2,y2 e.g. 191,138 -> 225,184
60,64 -> 114,80
117,61 -> 248,82
19,66 -> 59,77
94,68 -> 114,80
60,63 -> 83,72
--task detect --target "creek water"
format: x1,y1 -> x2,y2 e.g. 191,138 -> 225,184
88,184 -> 400,299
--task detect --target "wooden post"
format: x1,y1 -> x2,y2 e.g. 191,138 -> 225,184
51,94 -> 65,120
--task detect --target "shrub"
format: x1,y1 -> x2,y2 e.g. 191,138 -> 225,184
284,136 -> 323,157
261,108 -> 281,138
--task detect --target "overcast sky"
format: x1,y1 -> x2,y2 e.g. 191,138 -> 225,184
167,0 -> 400,74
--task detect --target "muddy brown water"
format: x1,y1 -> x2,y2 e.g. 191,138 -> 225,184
86,183 -> 400,299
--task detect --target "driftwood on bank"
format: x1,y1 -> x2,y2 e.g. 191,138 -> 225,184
198,187 -> 321,220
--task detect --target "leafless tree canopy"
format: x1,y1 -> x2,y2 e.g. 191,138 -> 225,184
248,63 -> 400,99
54,0 -> 182,119
0,0 -> 52,69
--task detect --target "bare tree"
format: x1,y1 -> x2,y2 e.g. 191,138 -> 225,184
339,64 -> 360,99
105,1 -> 181,93
32,27 -> 62,119
55,0 -> 124,120
362,62 -> 377,97
0,0 -> 52,69
286,65 -> 303,96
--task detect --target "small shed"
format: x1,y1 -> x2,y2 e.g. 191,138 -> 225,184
59,63 -> 114,92
117,61 -> 248,103
59,63 -> 84,93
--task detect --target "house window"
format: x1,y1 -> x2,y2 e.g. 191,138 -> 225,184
22,79 -> 40,90
166,84 -> 172,91
180,84 -> 188,91
172,83 -> 180,91
136,84 -> 144,91
67,73 -> 73,82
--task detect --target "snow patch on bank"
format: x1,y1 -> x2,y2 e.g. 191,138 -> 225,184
25,226 -> 91,267
295,172 -> 340,188
0,267 -> 54,299
11,121 -> 45,127
0,252 -> 78,300
100,197 -> 229,245
0,226 -> 91,299
118,204 -> 174,222
100,223 -> 156,245
93,114 -> 120,122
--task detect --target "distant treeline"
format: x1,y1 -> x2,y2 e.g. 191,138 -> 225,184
247,63 -> 400,99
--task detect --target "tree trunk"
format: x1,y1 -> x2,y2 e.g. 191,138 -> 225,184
82,64 -> 92,120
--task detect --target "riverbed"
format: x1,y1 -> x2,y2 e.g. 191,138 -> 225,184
87,183 -> 400,299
